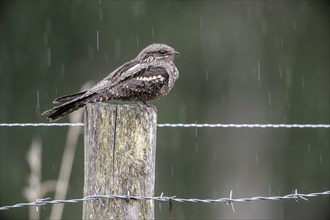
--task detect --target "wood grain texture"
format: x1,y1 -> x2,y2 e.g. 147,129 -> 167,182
83,103 -> 157,219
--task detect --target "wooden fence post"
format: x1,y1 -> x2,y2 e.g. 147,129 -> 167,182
83,103 -> 157,219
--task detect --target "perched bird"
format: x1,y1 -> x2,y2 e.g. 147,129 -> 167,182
42,43 -> 180,121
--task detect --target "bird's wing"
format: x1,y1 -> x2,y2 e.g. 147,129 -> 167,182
108,64 -> 170,100
88,60 -> 142,94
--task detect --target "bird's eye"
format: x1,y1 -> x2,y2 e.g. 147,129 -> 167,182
159,49 -> 166,55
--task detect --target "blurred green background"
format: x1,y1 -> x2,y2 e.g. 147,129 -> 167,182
1,1 -> 329,219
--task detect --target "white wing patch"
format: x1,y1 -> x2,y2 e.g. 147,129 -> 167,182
136,75 -> 165,82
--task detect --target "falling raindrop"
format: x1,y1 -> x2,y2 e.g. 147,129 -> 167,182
257,61 -> 261,81
301,76 -> 304,87
151,27 -> 155,39
136,35 -> 139,48
60,63 -> 65,78
307,143 -> 311,152
280,37 -> 284,47
171,164 -> 174,177
200,17 -> 203,29
268,91 -> 272,107
285,67 -> 292,87
255,154 -> 259,166
36,90 -> 40,108
159,202 -> 162,213
205,70 -> 209,81
278,65 -> 282,78
47,47 -> 51,66
96,30 -> 99,51
268,185 -> 272,196
44,18 -> 51,46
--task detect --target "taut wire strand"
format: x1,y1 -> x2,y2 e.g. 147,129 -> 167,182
0,123 -> 329,128
0,190 -> 329,211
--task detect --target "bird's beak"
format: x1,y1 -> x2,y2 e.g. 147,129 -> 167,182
174,51 -> 180,56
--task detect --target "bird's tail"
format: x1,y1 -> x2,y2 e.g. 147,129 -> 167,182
42,93 -> 94,122
52,91 -> 87,104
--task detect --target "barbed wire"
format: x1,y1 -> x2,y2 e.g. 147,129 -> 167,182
0,190 -> 329,211
1,124 -> 329,212
0,123 -> 329,128
0,123 -> 84,127
157,123 -> 330,128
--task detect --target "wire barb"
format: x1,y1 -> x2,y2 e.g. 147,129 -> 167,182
126,190 -> 131,203
225,190 -> 235,213
93,187 -> 105,207
35,198 -> 50,212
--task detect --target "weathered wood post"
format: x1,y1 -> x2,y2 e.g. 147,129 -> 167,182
83,103 -> 157,219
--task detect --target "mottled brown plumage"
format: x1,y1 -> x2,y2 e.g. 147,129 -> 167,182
42,43 -> 179,121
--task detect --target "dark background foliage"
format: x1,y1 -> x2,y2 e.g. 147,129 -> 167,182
1,1 -> 329,219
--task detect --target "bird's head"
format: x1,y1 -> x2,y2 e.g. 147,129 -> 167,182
135,43 -> 179,63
